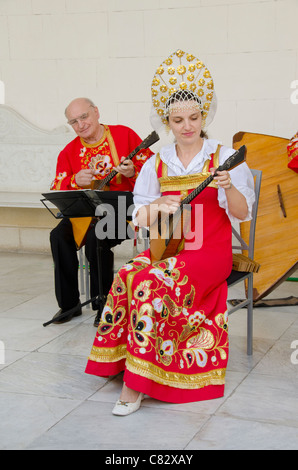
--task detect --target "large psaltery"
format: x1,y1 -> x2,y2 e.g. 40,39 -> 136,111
233,131 -> 298,301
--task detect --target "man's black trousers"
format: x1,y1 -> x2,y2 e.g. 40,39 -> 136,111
50,218 -> 129,311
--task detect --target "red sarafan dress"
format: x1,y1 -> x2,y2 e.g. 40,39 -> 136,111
85,147 -> 233,403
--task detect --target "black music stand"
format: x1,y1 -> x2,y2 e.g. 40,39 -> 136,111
41,189 -> 134,327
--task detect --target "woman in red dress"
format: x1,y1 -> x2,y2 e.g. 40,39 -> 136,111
85,50 -> 255,415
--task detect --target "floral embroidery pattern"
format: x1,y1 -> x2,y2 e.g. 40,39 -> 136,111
50,171 -> 67,189
87,147 -> 233,397
93,252 -> 229,384
134,280 -> 152,302
89,154 -> 112,177
130,303 -> 156,348
112,275 -> 127,296
97,294 -> 126,338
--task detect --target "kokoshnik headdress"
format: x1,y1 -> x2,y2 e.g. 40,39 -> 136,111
150,49 -> 217,132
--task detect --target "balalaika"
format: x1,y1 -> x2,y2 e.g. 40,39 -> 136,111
71,130 -> 160,248
149,145 -> 246,263
91,130 -> 159,190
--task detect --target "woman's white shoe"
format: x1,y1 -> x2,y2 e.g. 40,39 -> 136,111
112,393 -> 144,416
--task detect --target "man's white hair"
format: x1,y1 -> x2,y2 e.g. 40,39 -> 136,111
64,97 -> 96,117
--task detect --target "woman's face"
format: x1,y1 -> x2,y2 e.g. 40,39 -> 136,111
168,102 -> 202,145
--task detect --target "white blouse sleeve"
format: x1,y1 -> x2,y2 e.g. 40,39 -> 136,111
217,146 -> 256,223
132,155 -> 161,226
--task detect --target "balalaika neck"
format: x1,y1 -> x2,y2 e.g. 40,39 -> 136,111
180,173 -> 214,207
103,145 -> 141,185
93,130 -> 160,190
177,145 -> 246,207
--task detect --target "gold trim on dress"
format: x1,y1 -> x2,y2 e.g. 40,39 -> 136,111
89,343 -> 226,389
88,343 -> 127,363
159,174 -> 218,192
126,352 -> 225,390
157,144 -> 222,193
155,153 -> 161,174
202,158 -> 210,173
213,144 -> 221,168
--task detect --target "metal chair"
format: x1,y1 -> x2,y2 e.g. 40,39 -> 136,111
227,169 -> 262,355
78,246 -> 91,308
78,239 -> 137,307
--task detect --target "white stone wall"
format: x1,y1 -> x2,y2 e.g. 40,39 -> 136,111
0,0 -> 297,151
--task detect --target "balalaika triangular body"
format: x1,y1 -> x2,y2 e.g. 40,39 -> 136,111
149,145 -> 246,263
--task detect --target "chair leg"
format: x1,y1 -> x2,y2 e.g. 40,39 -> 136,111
246,274 -> 253,355
78,247 -> 91,308
78,248 -> 85,295
84,251 -> 90,308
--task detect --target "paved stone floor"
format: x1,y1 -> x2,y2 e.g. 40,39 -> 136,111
0,251 -> 298,450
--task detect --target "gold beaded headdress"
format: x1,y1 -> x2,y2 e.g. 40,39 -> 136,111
150,49 -> 217,131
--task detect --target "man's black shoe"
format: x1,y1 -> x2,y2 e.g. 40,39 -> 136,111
93,297 -> 106,328
93,310 -> 101,328
52,302 -> 82,324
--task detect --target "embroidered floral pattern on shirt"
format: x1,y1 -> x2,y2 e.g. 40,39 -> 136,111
89,154 -> 113,177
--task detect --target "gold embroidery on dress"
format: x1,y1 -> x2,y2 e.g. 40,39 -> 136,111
213,144 -> 221,168
97,294 -> 127,337
159,174 -> 218,192
88,344 -> 127,363
130,303 -> 156,348
134,280 -> 152,302
155,152 -> 161,174
125,352 -> 226,389
112,275 -> 127,296
157,144 -> 222,193
156,337 -> 178,366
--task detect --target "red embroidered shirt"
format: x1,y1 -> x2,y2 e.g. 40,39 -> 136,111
51,124 -> 152,191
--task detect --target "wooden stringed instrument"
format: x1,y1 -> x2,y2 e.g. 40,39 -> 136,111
91,130 -> 159,190
149,145 -> 246,263
71,130 -> 160,248
233,131 -> 298,301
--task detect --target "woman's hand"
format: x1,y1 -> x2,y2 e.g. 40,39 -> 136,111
152,195 -> 182,215
136,194 -> 182,227
210,167 -> 248,220
210,168 -> 232,190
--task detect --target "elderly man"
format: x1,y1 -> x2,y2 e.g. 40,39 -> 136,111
50,98 -> 152,327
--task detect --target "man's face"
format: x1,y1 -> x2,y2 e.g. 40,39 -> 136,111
66,99 -> 101,143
